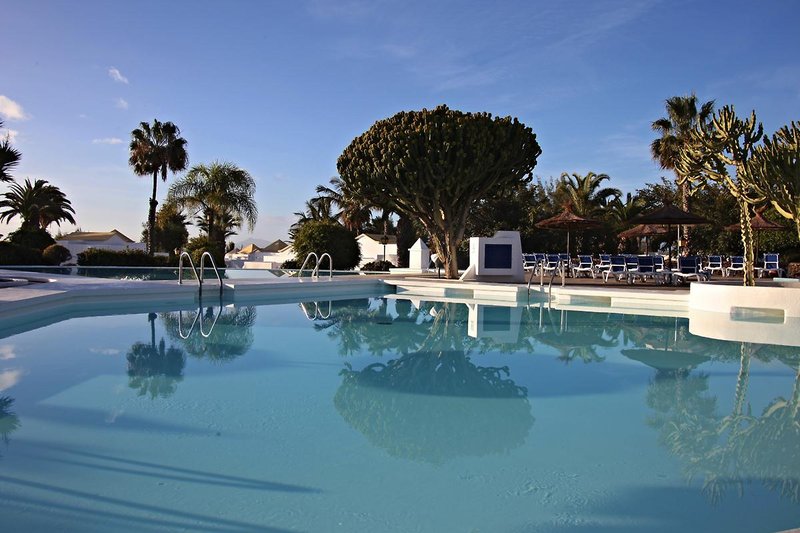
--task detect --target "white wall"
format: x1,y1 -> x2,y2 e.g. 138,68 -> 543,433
357,238 -> 398,267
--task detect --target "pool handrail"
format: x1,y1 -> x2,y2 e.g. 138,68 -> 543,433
178,251 -> 199,287
298,252 -> 319,278
315,253 -> 333,280
199,251 -> 223,296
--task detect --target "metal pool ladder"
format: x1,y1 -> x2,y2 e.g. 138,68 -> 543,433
178,251 -> 223,296
297,252 -> 333,280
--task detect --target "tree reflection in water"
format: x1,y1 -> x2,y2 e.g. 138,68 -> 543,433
0,396 -> 20,456
324,301 -> 534,464
647,341 -> 800,504
161,305 -> 257,362
126,313 -> 186,399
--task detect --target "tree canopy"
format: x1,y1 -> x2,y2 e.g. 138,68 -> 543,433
337,105 -> 541,278
0,178 -> 76,230
167,161 -> 257,256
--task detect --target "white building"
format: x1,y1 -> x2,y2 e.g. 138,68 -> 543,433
56,229 -> 146,258
356,233 -> 398,268
225,239 -> 294,269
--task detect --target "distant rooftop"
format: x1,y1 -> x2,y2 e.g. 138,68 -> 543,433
58,229 -> 136,243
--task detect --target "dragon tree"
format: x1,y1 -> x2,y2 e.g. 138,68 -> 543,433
676,106 -> 764,286
337,105 -> 541,278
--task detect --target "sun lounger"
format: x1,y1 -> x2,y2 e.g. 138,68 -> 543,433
705,255 -> 724,277
725,256 -> 745,277
758,253 -> 784,278
672,256 -> 708,284
572,255 -> 595,278
603,256 -> 627,283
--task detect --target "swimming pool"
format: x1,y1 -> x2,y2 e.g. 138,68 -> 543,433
1,295 -> 798,531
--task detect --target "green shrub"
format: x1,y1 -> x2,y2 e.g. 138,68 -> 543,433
292,221 -> 361,270
0,242 -> 43,265
77,248 -> 173,266
42,244 -> 72,265
8,227 -> 55,250
280,259 -> 300,269
361,260 -> 395,271
183,236 -> 225,267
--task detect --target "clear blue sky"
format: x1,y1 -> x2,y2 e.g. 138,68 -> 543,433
2,0 -> 798,244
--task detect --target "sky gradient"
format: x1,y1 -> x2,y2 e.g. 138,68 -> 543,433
2,0 -> 799,244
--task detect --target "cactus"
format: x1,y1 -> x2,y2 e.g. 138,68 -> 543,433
676,106 -> 764,286
745,122 -> 800,243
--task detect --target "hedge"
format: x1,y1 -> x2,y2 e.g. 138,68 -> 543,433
0,242 -> 44,265
77,248 -> 174,267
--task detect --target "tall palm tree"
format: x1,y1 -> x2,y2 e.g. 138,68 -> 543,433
128,119 -> 188,254
558,171 -> 621,217
0,120 -> 21,183
167,161 -> 258,252
651,94 -> 715,245
0,178 -> 76,230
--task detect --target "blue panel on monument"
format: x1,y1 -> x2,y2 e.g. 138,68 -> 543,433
484,244 -> 512,269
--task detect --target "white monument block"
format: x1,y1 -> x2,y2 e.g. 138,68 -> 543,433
460,230 -> 525,283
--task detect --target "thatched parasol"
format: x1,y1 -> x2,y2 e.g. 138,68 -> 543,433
618,224 -> 669,239
724,208 -> 789,260
629,203 -> 710,267
619,224 -> 669,254
536,205 -> 601,256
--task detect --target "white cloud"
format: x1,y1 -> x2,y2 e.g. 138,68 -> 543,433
108,67 -> 129,84
0,95 -> 29,121
92,137 -> 123,145
115,97 -> 129,110
0,345 -> 16,360
0,369 -> 22,391
78,113 -> 88,119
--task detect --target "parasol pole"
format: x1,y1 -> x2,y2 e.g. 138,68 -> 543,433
566,228 -> 570,256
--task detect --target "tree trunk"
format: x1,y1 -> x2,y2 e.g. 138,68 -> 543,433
733,342 -> 751,418
737,198 -> 756,287
443,231 -> 460,279
680,181 -> 690,253
148,171 -> 159,255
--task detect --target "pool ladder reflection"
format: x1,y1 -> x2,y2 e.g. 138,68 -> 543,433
299,301 -> 332,320
178,296 -> 224,339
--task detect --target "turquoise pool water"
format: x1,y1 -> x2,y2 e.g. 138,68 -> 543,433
0,296 -> 798,532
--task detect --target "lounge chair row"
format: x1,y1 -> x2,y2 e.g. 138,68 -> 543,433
523,253 -> 785,279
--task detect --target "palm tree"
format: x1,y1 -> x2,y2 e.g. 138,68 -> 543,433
289,196 -> 340,238
128,119 -> 188,255
0,120 -> 21,183
651,94 -> 715,245
0,178 -> 76,230
557,172 -> 621,217
607,192 -> 645,226
315,177 -> 372,232
167,161 -> 258,253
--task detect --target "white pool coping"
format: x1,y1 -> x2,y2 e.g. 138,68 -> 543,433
3,269 -> 798,346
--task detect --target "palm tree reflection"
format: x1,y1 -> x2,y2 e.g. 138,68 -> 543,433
0,396 -> 20,456
126,313 -> 186,399
161,305 -> 256,362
